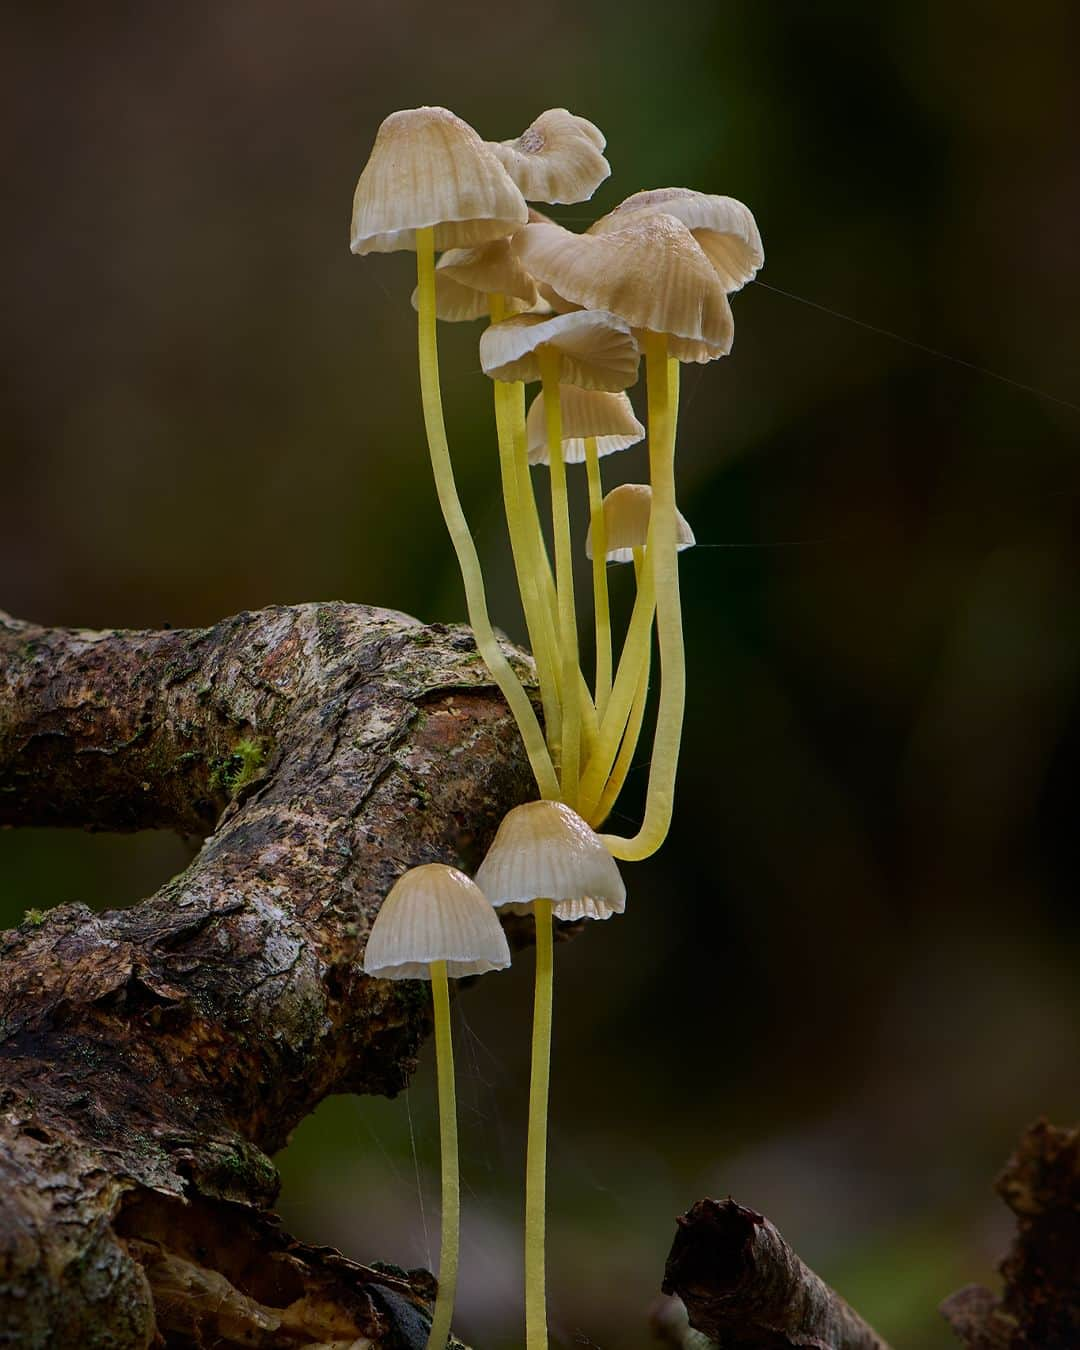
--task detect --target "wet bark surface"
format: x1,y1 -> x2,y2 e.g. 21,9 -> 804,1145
0,602 -> 536,1347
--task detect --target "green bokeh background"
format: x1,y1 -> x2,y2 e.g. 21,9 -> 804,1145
2,4 -> 1078,1346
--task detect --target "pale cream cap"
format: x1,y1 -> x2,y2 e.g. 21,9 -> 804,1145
489,109 -> 611,205
590,188 -> 763,292
513,215 -> 733,359
362,863 -> 512,980
479,310 -> 640,391
350,106 -> 528,255
409,237 -> 539,322
526,387 -> 644,464
585,483 -> 696,562
475,801 -> 626,922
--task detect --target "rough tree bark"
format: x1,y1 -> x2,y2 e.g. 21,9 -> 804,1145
0,602 -> 538,1348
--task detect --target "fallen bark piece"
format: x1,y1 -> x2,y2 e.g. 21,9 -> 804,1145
0,602 -> 533,1347
941,1119 -> 1080,1349
662,1198 -> 891,1350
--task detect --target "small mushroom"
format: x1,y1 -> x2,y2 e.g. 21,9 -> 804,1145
590,187 -> 763,292
525,387 -> 644,465
479,310 -> 640,392
409,236 -> 539,323
475,801 -> 625,1350
489,108 -> 611,205
363,862 -> 510,1350
585,482 -> 696,563
350,106 -> 527,254
349,106 -> 558,802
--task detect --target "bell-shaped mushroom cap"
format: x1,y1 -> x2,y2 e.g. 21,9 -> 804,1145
350,106 -> 528,255
479,310 -> 640,391
514,215 -> 733,360
584,483 -> 696,562
475,801 -> 626,922
362,863 -> 511,980
409,237 -> 539,322
590,188 -> 763,292
526,387 -> 644,464
489,109 -> 611,205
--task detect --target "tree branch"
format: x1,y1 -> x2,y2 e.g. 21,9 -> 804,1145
662,1198 -> 892,1350
0,602 -> 537,1347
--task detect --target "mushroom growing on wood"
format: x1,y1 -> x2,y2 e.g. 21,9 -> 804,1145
349,107 -> 559,801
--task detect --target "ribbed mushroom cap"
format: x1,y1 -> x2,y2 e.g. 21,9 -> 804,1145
350,106 -> 528,255
590,188 -> 763,292
584,483 -> 696,562
513,216 -> 733,361
362,863 -> 511,980
489,109 -> 611,205
475,801 -> 626,922
479,310 -> 640,391
408,237 -> 539,322
526,387 -> 644,464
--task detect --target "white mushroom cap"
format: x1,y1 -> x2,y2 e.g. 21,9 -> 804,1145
479,311 -> 640,391
362,863 -> 511,980
409,237 -> 539,322
590,188 -> 763,292
350,106 -> 528,255
475,801 -> 626,922
513,215 -> 734,361
585,483 -> 696,562
489,109 -> 611,205
526,387 -> 645,464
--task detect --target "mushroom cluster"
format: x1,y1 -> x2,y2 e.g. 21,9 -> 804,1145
351,104 -> 761,1349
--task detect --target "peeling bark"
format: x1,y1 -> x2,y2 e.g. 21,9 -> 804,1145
662,1198 -> 891,1350
0,602 -> 537,1347
941,1120 -> 1080,1350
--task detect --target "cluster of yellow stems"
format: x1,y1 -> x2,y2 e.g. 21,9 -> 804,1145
352,105 -> 762,1349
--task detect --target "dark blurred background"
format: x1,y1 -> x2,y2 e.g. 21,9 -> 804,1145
2,3 -> 1078,1346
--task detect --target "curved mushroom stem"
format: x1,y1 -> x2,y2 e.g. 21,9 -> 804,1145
600,334 -> 683,859
524,899 -> 554,1350
428,960 -> 459,1350
577,562 -> 657,821
488,298 -> 562,765
415,230 -> 559,801
591,547 -> 653,826
584,436 -> 612,718
539,351 -> 582,805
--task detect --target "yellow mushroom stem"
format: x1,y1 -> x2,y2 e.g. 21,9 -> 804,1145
600,333 -> 683,859
577,560 -> 657,820
524,899 -> 554,1350
591,546 -> 653,825
488,299 -> 562,762
415,229 -> 559,801
427,959 -> 459,1350
584,436 -> 612,718
539,350 -> 582,805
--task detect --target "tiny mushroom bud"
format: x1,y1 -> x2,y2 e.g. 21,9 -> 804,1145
526,387 -> 644,464
590,187 -> 764,292
479,310 -> 640,392
476,800 -> 626,923
585,483 -> 696,562
489,109 -> 611,205
350,106 -> 527,255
